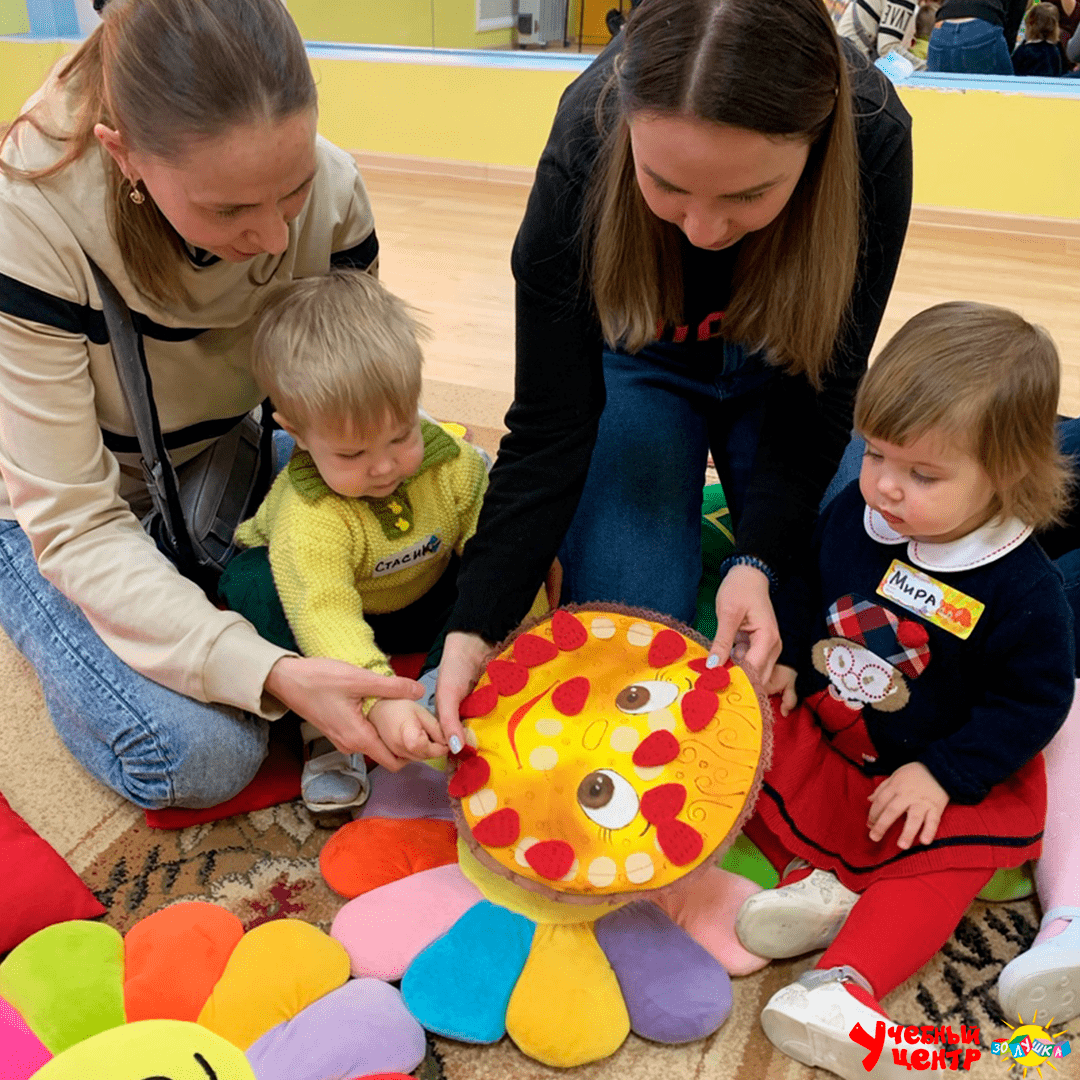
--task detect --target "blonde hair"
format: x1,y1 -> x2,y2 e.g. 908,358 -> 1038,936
854,301 -> 1071,528
1025,3 -> 1061,43
586,0 -> 860,385
0,0 -> 316,305
253,270 -> 427,434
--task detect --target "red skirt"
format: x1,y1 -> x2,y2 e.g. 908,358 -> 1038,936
752,696 -> 1046,892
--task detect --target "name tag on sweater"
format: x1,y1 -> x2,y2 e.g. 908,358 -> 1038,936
877,559 -> 984,639
373,534 -> 443,577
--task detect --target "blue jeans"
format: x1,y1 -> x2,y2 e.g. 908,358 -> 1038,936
927,19 -> 1013,76
823,420 -> 1080,672
559,341 -> 775,623
0,429 -> 296,809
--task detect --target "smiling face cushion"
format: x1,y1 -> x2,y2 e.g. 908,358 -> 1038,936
32,1019 -> 255,1080
451,607 -> 767,903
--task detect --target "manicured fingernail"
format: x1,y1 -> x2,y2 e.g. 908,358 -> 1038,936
449,735 -> 463,754
705,654 -> 720,668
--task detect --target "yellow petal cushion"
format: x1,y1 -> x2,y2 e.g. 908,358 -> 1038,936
196,919 -> 350,1049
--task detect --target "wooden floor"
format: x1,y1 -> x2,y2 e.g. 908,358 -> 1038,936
362,168 -> 1080,425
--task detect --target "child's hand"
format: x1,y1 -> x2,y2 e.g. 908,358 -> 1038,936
867,762 -> 949,849
368,698 -> 448,762
764,663 -> 799,715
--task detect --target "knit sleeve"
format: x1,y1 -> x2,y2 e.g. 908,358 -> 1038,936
448,444 -> 490,554
266,494 -> 394,680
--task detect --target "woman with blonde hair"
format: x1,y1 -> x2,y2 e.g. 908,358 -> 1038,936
0,0 -> 425,809
436,0 -> 913,752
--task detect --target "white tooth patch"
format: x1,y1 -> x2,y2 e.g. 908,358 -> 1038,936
626,622 -> 654,647
609,725 -> 639,753
528,746 -> 559,771
468,788 -> 498,817
590,616 -> 616,639
587,856 -> 618,888
625,852 -> 655,884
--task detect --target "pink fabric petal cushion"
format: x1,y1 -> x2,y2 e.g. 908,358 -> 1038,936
0,994 -> 52,1079
331,862 -> 483,980
245,978 -> 426,1080
0,793 -> 106,954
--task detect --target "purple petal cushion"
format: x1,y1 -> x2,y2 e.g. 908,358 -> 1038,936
594,902 -> 732,1044
245,979 -> 426,1080
0,793 -> 105,954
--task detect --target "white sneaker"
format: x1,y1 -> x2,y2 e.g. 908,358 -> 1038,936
762,973 -> 944,1080
736,868 -> 859,958
998,905 -> 1080,1024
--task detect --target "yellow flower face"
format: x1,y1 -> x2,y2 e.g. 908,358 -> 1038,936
450,608 -> 765,901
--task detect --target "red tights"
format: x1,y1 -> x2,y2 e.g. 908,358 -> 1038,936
744,816 -> 992,999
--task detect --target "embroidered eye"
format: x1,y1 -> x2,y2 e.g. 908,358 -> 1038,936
615,681 -> 680,714
857,663 -> 894,701
826,645 -> 855,679
577,769 -> 641,830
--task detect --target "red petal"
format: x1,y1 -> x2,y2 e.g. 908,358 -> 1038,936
657,819 -> 703,866
514,633 -> 559,668
694,666 -> 731,692
486,659 -> 530,697
551,676 -> 590,716
459,683 -> 499,719
447,754 -> 491,798
640,783 -> 687,824
632,729 -> 681,768
648,628 -> 687,668
524,838 -> 577,880
471,807 -> 520,847
681,687 -> 719,732
551,610 -> 588,651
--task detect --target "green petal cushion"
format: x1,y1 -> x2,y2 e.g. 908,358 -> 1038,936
0,921 -> 124,1055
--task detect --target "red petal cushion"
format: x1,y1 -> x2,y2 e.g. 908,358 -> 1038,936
0,792 -> 106,954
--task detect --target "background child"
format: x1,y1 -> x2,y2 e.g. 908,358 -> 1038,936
910,1 -> 939,60
734,302 -> 1074,1080
1012,3 -> 1063,74
218,270 -> 489,815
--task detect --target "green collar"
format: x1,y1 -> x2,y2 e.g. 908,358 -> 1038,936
286,419 -> 461,540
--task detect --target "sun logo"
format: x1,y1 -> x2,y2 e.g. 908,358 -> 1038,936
448,606 -> 766,902
992,1014 -> 1072,1076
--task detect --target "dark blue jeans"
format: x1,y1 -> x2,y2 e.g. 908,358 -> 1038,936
559,341 -> 776,624
824,419 -> 1080,672
927,19 -> 1014,76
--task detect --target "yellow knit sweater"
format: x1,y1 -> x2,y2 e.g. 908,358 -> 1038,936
234,421 -> 487,679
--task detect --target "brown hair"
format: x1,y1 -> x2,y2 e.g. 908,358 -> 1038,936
1025,3 -> 1061,43
252,269 -> 427,434
586,0 -> 860,384
854,301 -> 1071,529
0,0 -> 316,304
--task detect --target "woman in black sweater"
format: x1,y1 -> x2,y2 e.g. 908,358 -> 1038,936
435,0 -> 913,750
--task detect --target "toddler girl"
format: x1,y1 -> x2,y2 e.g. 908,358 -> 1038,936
735,302 -> 1075,1079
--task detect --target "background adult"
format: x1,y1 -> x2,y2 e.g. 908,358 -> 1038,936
0,0 -> 423,810
836,0 -> 928,70
927,0 -> 1027,74
436,0 -> 913,746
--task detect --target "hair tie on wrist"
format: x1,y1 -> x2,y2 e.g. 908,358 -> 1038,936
719,554 -> 779,591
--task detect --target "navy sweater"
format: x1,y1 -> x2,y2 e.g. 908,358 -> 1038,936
777,483 -> 1074,804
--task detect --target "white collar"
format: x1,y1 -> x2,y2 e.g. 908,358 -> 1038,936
863,505 -> 1032,572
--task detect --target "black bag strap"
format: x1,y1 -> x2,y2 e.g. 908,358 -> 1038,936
86,257 -> 202,577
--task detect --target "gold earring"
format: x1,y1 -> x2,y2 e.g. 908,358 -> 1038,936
128,182 -> 145,205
